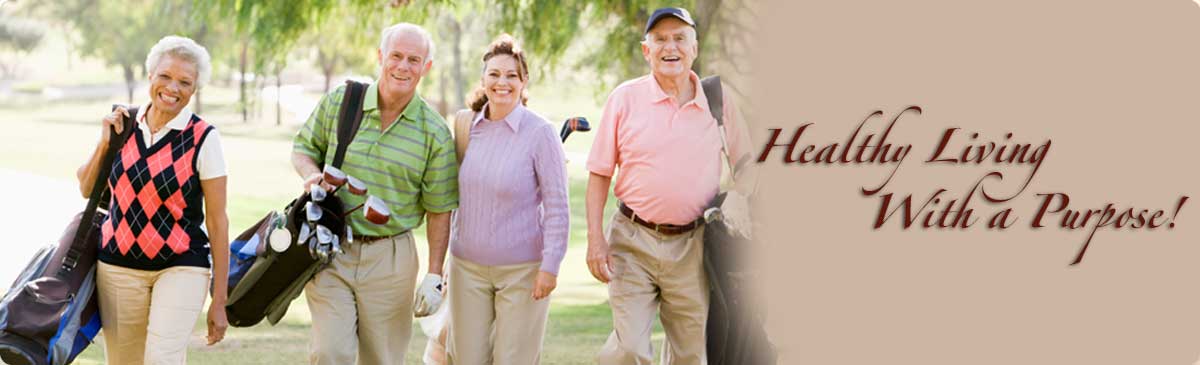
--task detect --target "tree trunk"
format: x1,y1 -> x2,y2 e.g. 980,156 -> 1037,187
61,24 -> 74,71
450,18 -> 465,110
254,78 -> 264,122
240,40 -> 249,123
123,64 -> 135,104
438,62 -> 449,116
276,70 -> 282,126
693,0 -> 722,75
192,24 -> 208,115
319,50 -> 336,93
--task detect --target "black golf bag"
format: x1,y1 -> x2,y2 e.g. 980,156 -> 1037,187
224,191 -> 348,327
701,76 -> 778,365
224,80 -> 365,327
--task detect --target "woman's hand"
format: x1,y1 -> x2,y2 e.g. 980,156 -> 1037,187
100,106 -> 130,145
531,271 -> 557,300
206,301 -> 228,345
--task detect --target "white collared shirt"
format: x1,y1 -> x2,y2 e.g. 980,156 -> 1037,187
135,104 -> 227,180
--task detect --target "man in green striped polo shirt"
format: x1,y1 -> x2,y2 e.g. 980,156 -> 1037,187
290,23 -> 457,365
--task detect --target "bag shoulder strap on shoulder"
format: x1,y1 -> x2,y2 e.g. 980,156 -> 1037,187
452,108 -> 474,165
62,105 -> 137,275
701,76 -> 724,126
331,80 -> 368,169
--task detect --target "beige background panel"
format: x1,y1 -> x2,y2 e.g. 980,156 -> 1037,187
753,0 -> 1200,364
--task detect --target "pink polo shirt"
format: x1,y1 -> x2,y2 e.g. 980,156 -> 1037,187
587,72 -> 747,225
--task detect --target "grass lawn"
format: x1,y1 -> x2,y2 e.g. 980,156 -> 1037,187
0,88 -> 667,363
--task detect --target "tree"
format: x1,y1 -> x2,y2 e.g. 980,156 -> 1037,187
201,0 -> 449,122
0,16 -> 45,79
491,0 -> 756,96
304,4 -> 377,94
40,0 -> 207,103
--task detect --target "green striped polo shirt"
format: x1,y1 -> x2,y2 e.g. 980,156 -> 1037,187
293,82 -> 459,236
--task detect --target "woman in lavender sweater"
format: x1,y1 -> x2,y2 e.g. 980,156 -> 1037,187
445,35 -> 569,364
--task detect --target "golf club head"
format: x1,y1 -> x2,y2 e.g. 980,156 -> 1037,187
323,165 -> 348,187
297,223 -> 313,244
310,184 -> 327,202
347,176 -> 368,196
364,196 -> 392,225
316,225 -> 333,244
316,245 -> 329,263
305,202 -> 324,222
560,117 -> 591,142
307,236 -> 319,258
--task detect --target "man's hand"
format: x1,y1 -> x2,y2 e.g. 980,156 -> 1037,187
413,273 -> 444,317
586,231 -> 613,283
302,172 -> 337,192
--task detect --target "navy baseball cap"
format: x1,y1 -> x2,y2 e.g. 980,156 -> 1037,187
644,7 -> 696,34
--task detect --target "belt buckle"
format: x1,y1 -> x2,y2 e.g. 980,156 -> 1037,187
654,222 -> 681,235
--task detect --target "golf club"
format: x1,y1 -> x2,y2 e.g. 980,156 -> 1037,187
559,116 -> 591,142
322,165 -> 349,195
310,184 -> 327,202
297,223 -> 312,244
305,202 -> 323,222
364,196 -> 392,225
347,176 -> 368,196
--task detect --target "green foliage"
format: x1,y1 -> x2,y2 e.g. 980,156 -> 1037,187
0,16 -> 44,53
492,0 -> 696,85
37,0 -> 207,96
0,15 -> 45,78
201,0 -> 449,74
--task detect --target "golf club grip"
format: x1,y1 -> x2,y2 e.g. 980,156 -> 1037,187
331,80 -> 367,169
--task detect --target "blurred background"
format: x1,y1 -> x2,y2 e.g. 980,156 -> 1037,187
0,0 -> 753,363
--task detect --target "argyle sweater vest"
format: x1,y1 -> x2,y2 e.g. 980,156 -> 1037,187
98,114 -> 214,270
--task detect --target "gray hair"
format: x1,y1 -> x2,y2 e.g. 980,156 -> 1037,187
145,35 -> 212,89
379,23 -> 435,64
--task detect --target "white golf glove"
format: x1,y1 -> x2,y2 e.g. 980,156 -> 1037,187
722,190 -> 754,240
413,273 -> 444,318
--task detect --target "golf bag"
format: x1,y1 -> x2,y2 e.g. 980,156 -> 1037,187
224,80 -> 365,327
700,77 -> 777,365
0,106 -> 136,365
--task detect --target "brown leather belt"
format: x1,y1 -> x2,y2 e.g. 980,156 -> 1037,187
618,202 -> 702,235
352,234 -> 395,243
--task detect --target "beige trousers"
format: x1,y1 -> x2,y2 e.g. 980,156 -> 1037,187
96,261 -> 211,365
305,231 -> 419,365
446,257 -> 549,365
597,212 -> 709,365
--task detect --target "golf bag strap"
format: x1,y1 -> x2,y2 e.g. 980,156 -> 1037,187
62,105 -> 138,274
452,109 -> 474,165
701,76 -> 739,185
332,80 -> 368,169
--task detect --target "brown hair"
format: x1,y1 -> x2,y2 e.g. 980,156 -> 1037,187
468,34 -> 530,112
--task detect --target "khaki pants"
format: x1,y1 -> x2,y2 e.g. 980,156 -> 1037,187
597,212 -> 709,365
96,261 -> 211,365
446,257 -> 549,365
306,232 -> 419,365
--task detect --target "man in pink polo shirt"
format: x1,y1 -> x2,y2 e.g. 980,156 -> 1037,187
586,7 -> 751,365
